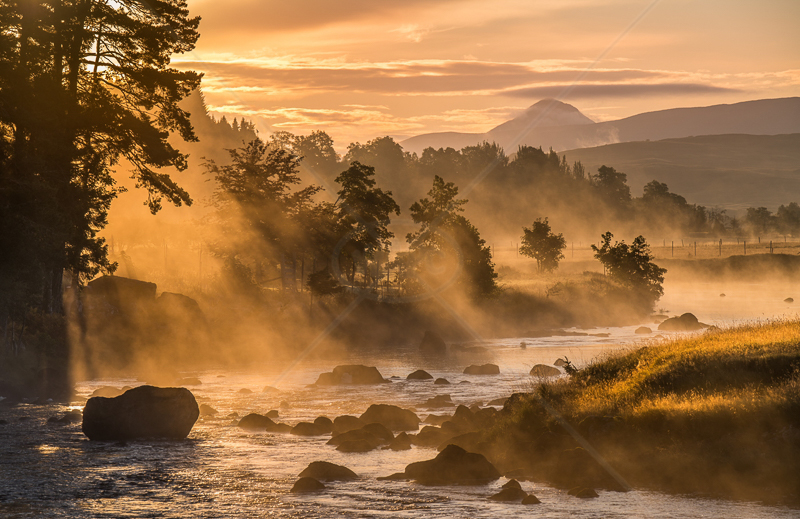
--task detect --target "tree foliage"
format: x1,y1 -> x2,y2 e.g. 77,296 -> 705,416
520,218 -> 567,273
399,175 -> 497,298
592,232 -> 666,309
0,0 -> 201,321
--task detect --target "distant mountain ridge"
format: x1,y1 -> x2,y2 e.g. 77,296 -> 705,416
400,97 -> 800,154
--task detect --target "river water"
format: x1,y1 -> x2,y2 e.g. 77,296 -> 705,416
1,280 -> 798,518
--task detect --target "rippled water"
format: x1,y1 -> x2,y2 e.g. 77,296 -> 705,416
2,281 -> 799,518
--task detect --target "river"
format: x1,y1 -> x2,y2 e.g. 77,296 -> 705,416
1,280 -> 798,518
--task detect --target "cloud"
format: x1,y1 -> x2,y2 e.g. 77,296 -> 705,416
502,83 -> 743,99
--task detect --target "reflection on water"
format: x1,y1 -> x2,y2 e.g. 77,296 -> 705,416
1,280 -> 799,517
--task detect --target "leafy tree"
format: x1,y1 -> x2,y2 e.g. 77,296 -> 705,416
520,218 -> 567,273
593,165 -> 631,208
400,175 -> 497,298
592,232 -> 666,309
744,207 -> 775,236
205,139 -> 321,290
331,161 -> 400,285
294,130 -> 340,184
777,202 -> 800,236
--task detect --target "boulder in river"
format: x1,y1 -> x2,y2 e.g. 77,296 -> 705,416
90,386 -> 125,398
407,369 -> 433,380
401,444 -> 501,485
529,365 -> 561,377
290,477 -> 325,493
419,330 -> 447,355
434,378 -> 450,385
82,386 -> 199,441
488,487 -> 528,501
291,421 -> 329,436
314,365 -> 388,385
785,297 -> 794,303
385,432 -> 412,451
657,313 -> 707,331
237,413 -> 276,430
359,404 -> 419,431
463,364 -> 500,375
522,494 -> 542,504
299,461 -> 358,481
332,415 -> 366,435
199,404 -> 218,416
554,358 -> 567,367
569,487 -> 599,498
635,326 -> 652,334
423,394 -> 454,408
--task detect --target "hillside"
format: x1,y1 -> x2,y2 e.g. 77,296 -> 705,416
561,133 -> 800,210
401,97 -> 800,156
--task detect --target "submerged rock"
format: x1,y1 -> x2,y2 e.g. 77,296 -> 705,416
569,487 -> 599,498
785,297 -> 794,303
82,386 -> 199,441
423,394 -> 454,408
401,444 -> 501,485
463,364 -> 500,375
199,404 -> 218,416
522,494 -> 542,504
419,330 -> 447,355
291,421 -> 329,436
635,326 -> 652,334
658,313 -> 706,331
359,404 -> 419,431
434,378 -> 450,385
529,365 -> 561,377
407,369 -> 433,380
290,477 -> 325,493
299,461 -> 358,481
315,365 -> 388,385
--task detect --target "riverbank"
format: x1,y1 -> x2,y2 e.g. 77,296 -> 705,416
485,320 -> 800,504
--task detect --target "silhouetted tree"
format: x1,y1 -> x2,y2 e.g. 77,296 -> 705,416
399,175 -> 497,298
592,232 -> 666,310
744,207 -> 775,236
593,165 -> 631,209
777,202 -> 800,236
520,218 -> 567,273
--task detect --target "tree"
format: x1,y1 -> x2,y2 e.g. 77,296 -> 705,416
520,218 -> 567,273
592,232 -> 666,309
744,207 -> 775,236
331,161 -> 400,285
777,202 -> 800,236
592,165 -> 631,209
0,0 -> 201,319
205,139 -> 321,291
399,175 -> 497,298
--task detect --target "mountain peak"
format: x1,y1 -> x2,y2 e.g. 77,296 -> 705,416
489,99 -> 594,136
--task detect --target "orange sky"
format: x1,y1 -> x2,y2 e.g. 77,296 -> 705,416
176,0 -> 800,151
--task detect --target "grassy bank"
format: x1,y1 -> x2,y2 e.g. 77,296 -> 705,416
491,320 -> 800,503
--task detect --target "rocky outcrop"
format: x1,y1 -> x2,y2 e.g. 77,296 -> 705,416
407,369 -> 433,380
399,444 -> 501,485
419,330 -> 447,355
314,365 -> 388,385
82,386 -> 198,440
529,365 -> 561,377
290,477 -> 325,492
359,404 -> 419,431
658,313 -> 707,331
463,364 -> 500,375
298,461 -> 358,481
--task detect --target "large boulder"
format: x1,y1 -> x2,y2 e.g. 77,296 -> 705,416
298,461 -> 358,481
529,365 -> 561,377
402,444 -> 501,485
82,386 -> 198,441
314,365 -> 388,385
238,413 -> 276,430
331,415 -> 366,435
359,404 -> 419,431
419,330 -> 447,355
407,369 -> 433,380
658,313 -> 706,331
463,364 -> 500,375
